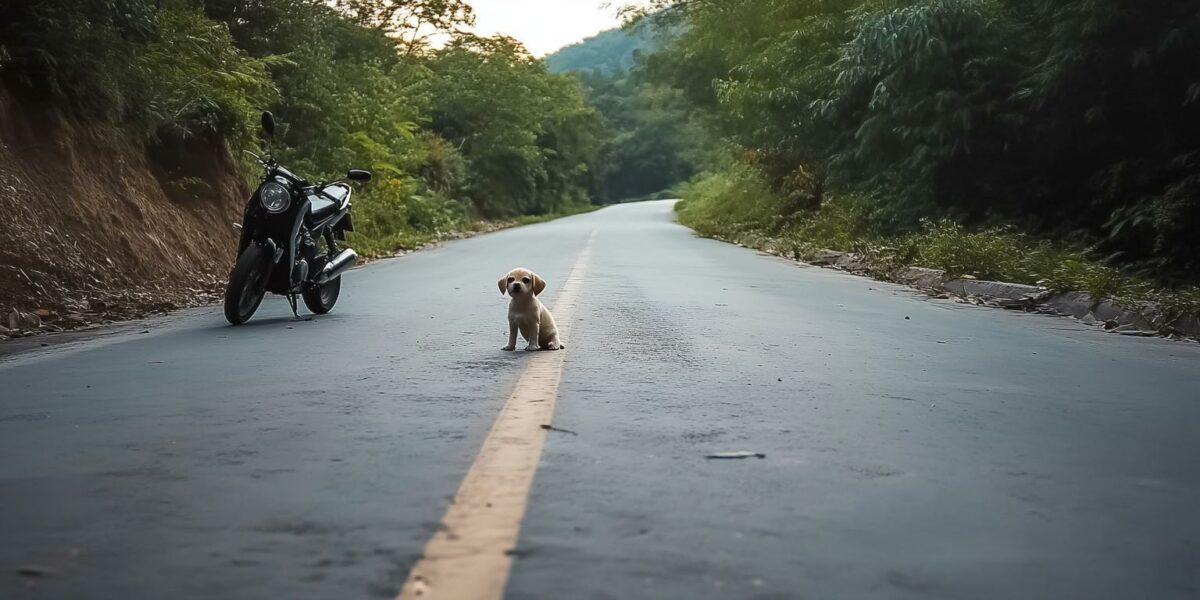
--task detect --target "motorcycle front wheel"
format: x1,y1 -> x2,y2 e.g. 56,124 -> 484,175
224,244 -> 269,325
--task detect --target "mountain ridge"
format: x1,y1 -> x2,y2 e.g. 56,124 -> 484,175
544,23 -> 657,74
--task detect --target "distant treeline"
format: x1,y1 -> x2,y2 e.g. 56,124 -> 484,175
5,0 -> 1199,277
547,21 -> 701,203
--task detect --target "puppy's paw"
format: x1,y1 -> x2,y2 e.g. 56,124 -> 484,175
502,345 -> 515,351
543,342 -> 561,351
524,344 -> 541,351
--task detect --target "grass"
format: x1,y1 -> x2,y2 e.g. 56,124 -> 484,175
614,190 -> 681,203
349,202 -> 605,258
510,203 -> 604,226
348,228 -> 444,258
675,167 -> 1200,317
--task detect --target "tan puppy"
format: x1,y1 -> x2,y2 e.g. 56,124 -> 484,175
498,268 -> 563,351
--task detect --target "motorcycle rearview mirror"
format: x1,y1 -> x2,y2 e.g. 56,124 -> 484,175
347,169 -> 372,183
261,111 -> 275,139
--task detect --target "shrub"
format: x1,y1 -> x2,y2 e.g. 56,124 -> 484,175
675,163 -> 788,237
903,220 -> 1025,281
129,7 -> 280,141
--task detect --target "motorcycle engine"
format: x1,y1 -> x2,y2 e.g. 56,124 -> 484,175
294,230 -> 319,284
292,258 -> 309,284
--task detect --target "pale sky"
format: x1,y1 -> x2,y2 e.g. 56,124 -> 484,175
466,1 -> 625,57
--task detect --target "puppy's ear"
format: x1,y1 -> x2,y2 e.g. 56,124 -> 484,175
498,276 -> 508,295
532,273 -> 547,296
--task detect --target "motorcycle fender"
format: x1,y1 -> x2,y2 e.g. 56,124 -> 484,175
258,238 -> 280,284
237,192 -> 259,255
330,211 -> 353,240
259,238 -> 280,263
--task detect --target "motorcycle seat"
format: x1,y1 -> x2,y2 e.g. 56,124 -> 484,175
308,184 -> 349,221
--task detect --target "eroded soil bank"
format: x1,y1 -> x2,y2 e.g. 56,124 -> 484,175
1,82 -> 248,338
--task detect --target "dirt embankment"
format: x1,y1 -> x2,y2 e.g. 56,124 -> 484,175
0,84 -> 247,338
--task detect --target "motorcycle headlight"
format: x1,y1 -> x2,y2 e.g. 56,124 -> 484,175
259,182 -> 291,213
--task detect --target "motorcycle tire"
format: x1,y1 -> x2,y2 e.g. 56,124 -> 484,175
302,272 -> 341,315
224,244 -> 269,325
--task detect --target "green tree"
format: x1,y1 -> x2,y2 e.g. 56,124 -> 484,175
428,36 -> 606,216
817,0 -> 1023,222
1011,0 -> 1200,273
332,0 -> 474,55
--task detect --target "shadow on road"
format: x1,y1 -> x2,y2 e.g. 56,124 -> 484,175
205,313 -> 348,330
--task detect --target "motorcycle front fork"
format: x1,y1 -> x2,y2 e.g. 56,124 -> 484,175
286,228 -> 340,321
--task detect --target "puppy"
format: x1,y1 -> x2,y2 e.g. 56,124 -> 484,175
498,268 -> 563,351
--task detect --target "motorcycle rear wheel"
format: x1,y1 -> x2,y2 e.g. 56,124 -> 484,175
224,244 -> 269,325
302,273 -> 341,314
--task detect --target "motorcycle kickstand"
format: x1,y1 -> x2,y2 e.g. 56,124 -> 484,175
287,293 -> 311,322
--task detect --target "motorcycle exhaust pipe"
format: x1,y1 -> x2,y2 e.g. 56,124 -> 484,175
314,249 -> 357,284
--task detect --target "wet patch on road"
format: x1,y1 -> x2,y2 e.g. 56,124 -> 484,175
589,296 -> 699,368
256,518 -> 362,537
0,411 -> 49,422
99,465 -> 187,482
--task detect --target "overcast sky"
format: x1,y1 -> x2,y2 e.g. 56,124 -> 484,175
466,0 -> 625,57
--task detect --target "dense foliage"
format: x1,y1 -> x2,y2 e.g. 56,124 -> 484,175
0,0 -> 610,254
545,22 -> 700,202
575,66 -> 700,201
634,0 -> 1200,282
3,0 -> 1198,282
428,35 -> 606,215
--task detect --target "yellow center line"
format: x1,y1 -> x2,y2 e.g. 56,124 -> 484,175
397,231 -> 595,600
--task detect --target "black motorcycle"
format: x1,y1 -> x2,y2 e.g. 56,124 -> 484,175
224,111 -> 371,325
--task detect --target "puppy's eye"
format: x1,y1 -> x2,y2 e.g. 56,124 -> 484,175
507,277 -> 514,282
522,277 -> 530,284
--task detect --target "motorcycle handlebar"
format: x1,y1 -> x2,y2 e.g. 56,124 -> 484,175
245,150 -> 353,198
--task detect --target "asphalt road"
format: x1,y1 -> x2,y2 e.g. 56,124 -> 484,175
3,200 -> 1199,599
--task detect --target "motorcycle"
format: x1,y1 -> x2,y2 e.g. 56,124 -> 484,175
224,111 -> 371,325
